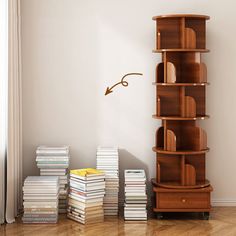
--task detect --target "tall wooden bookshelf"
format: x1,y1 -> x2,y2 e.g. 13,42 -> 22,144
151,14 -> 213,220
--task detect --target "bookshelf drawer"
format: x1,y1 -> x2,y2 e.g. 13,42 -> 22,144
157,192 -> 210,209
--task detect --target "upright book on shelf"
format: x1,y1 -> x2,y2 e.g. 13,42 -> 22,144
151,14 -> 213,220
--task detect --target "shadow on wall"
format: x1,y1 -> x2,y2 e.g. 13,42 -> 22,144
119,149 -> 155,218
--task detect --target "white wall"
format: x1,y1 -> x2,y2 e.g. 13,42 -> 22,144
21,0 -> 236,205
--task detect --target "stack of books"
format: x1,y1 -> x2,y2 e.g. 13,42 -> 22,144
36,146 -> 70,213
124,169 -> 147,221
67,168 -> 105,224
22,176 -> 59,223
96,146 -> 119,216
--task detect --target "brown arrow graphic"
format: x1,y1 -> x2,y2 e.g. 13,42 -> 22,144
105,73 -> 143,96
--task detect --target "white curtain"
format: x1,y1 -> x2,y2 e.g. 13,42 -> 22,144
0,0 -> 22,224
0,0 -> 8,225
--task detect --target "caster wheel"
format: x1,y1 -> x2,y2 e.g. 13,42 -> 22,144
156,212 -> 164,219
203,212 -> 209,220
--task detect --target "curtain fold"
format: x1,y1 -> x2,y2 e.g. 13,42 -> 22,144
0,0 -> 8,225
5,0 -> 22,223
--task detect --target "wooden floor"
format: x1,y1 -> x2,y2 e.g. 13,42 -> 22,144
1,207 -> 236,236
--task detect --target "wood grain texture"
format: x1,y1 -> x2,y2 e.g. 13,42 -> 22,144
181,155 -> 185,185
156,18 -> 181,49
166,129 -> 176,151
3,208 -> 236,236
179,87 -> 185,117
152,147 -> 209,155
185,18 -> 206,49
157,192 -> 210,209
185,86 -> 206,116
153,49 -> 209,52
157,162 -> 161,183
152,14 -> 210,20
157,30 -> 161,49
156,86 -> 180,116
152,13 -> 211,215
180,18 -> 185,48
167,62 -> 176,83
152,115 -> 209,120
156,126 -> 164,148
155,121 -> 207,152
185,28 -> 196,49
157,96 -> 161,116
153,185 -> 212,212
185,164 -> 196,185
156,62 -> 164,83
184,96 -> 196,117
156,154 -> 181,182
153,15 -> 207,50
152,82 -> 209,86
154,180 -> 210,189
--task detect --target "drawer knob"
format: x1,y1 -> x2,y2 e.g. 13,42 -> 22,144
182,198 -> 186,203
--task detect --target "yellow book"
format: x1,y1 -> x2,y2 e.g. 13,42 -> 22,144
70,168 -> 104,177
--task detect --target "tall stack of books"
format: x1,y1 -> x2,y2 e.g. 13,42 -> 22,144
96,146 -> 119,216
124,169 -> 147,221
22,176 -> 59,224
67,168 -> 105,224
36,146 -> 70,213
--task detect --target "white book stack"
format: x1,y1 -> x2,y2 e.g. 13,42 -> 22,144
96,146 -> 119,216
36,146 -> 70,213
22,176 -> 59,223
67,168 -> 105,224
124,169 -> 147,221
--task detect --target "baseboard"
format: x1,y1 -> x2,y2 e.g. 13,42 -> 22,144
212,199 -> 236,206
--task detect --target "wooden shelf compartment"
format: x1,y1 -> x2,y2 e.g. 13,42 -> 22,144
155,120 -> 207,152
154,153 -> 207,188
156,86 -> 206,118
156,52 -> 207,83
153,15 -> 209,50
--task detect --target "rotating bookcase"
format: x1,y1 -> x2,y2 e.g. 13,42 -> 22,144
152,14 -> 213,220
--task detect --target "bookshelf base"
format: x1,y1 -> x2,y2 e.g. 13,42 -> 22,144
153,185 -> 213,213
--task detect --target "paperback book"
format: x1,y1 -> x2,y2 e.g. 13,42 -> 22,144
96,146 -> 119,216
67,168 -> 105,224
124,169 -> 147,221
36,146 -> 70,213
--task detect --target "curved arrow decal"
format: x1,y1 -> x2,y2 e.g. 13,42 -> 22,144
105,73 -> 143,96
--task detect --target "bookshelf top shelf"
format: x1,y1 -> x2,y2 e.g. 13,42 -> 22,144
152,115 -> 210,121
152,147 -> 210,155
152,82 -> 209,86
152,14 -> 210,20
153,49 -> 209,53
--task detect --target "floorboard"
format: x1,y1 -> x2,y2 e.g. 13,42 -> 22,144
1,207 -> 236,236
